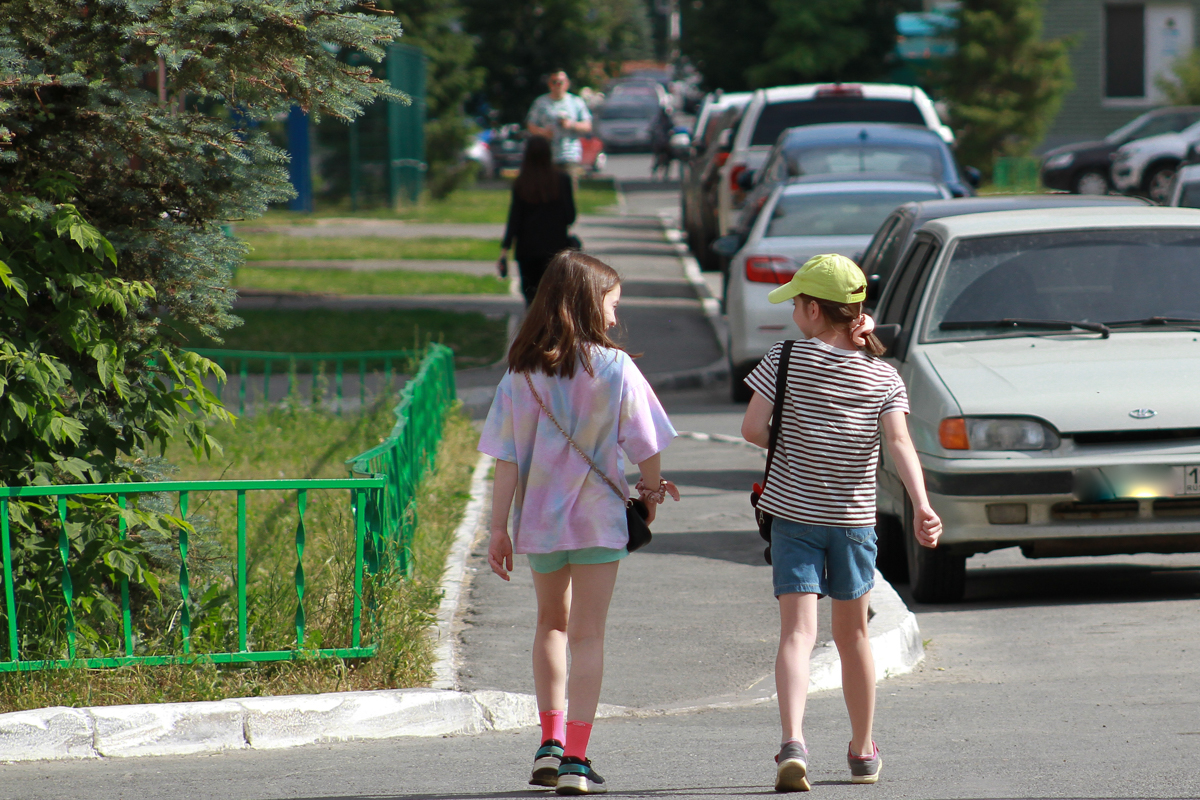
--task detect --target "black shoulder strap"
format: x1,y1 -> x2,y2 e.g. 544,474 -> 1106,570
761,340 -> 795,490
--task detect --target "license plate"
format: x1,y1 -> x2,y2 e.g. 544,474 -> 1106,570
1178,465 -> 1200,495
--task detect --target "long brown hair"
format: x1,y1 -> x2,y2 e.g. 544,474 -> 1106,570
508,251 -> 622,378
513,135 -> 561,204
798,294 -> 886,356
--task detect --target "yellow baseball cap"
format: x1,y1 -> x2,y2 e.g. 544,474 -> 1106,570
766,253 -> 867,305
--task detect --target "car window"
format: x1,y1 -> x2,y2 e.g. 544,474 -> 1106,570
1180,182 -> 1200,208
1129,113 -> 1185,139
765,190 -> 943,238
923,229 -> 1200,340
860,213 -> 904,274
785,144 -> 944,180
871,217 -> 916,284
750,99 -> 927,146
880,237 -> 936,326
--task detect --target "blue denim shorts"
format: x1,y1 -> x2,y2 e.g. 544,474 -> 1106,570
526,546 -> 628,574
771,518 -> 877,600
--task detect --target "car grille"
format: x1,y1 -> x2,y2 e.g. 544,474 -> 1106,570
1052,498 -> 1200,520
1069,428 -> 1200,446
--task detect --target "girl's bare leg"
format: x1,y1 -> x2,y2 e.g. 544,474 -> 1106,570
776,592 -> 820,744
563,561 -> 620,723
530,565 -> 572,714
831,593 -> 875,755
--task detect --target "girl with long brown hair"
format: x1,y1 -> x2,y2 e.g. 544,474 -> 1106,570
479,251 -> 679,794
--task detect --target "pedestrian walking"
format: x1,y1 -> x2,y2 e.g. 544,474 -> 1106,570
479,251 -> 680,795
739,254 -> 942,792
501,135 -> 577,305
526,70 -> 593,187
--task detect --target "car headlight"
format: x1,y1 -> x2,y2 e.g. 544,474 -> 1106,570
1113,150 -> 1133,165
938,417 -> 1061,451
1043,153 -> 1074,170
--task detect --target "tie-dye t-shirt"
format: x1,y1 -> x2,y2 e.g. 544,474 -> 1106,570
478,346 -> 676,554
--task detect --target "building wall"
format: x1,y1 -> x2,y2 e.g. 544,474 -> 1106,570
1042,0 -> 1200,150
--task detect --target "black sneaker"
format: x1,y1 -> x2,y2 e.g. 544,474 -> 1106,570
530,739 -> 564,787
556,755 -> 607,795
774,741 -> 810,792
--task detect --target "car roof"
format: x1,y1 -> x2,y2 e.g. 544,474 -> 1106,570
923,206 -> 1200,238
785,171 -> 948,187
778,122 -> 942,145
761,83 -> 918,102
779,177 -> 948,196
704,91 -> 752,110
902,194 -> 1149,223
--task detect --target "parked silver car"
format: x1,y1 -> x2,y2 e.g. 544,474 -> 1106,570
725,176 -> 951,401
871,206 -> 1200,602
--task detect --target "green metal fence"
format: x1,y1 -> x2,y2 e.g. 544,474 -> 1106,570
345,343 -> 456,577
992,156 -> 1042,192
0,344 -> 459,672
190,348 -> 416,416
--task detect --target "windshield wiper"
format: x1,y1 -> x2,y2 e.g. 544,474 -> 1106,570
939,318 -> 1111,338
1104,316 -> 1200,329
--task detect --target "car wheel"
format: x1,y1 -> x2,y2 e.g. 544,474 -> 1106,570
730,360 -> 755,403
1144,165 -> 1177,204
1073,170 -> 1108,195
875,513 -> 908,583
904,497 -> 965,603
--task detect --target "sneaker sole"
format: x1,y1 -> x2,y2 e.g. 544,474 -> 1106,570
850,769 -> 881,785
530,761 -> 559,787
556,774 -> 607,795
775,759 -> 810,792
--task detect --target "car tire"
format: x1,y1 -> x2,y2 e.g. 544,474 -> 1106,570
1144,164 -> 1177,204
904,497 -> 965,603
1073,170 -> 1109,195
730,359 -> 755,403
875,513 -> 908,583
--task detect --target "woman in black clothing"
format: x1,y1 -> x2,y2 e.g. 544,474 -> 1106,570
501,136 -> 576,305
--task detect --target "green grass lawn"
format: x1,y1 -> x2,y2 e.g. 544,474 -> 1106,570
241,235 -> 500,262
174,308 -> 508,369
235,267 -> 508,296
250,179 -> 618,226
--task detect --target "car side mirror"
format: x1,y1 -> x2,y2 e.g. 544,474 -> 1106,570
711,235 -> 742,258
874,323 -> 901,357
964,166 -> 981,187
865,273 -> 881,303
737,169 -> 756,190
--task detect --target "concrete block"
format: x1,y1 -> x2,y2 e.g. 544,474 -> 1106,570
90,701 -> 246,758
473,690 -> 538,730
0,706 -> 96,762
238,688 -> 486,749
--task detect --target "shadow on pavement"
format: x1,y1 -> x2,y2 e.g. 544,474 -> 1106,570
668,469 -> 762,492
640,530 -> 769,567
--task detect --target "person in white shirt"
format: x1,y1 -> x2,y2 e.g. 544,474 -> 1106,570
526,70 -> 592,181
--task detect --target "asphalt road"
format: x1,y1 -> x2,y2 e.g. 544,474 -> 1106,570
3,157 -> 1198,799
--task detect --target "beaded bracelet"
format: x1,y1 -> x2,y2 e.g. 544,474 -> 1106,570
636,478 -> 669,504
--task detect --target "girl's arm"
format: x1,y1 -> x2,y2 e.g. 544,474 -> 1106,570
880,410 -> 942,548
741,392 -> 773,449
488,458 -> 519,580
635,452 -> 680,524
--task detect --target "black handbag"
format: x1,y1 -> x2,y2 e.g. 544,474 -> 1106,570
525,374 -> 652,551
749,340 -> 794,565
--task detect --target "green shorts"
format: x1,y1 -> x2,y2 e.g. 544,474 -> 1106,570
526,546 -> 629,574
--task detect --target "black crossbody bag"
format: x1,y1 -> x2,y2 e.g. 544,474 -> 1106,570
749,340 -> 794,566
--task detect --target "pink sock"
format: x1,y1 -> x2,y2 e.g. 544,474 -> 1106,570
539,710 -> 565,744
563,720 -> 593,760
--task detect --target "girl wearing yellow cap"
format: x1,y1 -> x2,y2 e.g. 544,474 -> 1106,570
740,254 -> 942,791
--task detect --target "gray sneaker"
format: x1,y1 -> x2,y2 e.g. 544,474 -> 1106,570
847,741 -> 881,784
774,741 -> 810,792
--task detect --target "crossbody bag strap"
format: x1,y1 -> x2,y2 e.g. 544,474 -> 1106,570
761,340 -> 795,492
524,372 -> 627,504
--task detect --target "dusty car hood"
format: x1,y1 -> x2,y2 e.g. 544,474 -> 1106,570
922,333 -> 1200,433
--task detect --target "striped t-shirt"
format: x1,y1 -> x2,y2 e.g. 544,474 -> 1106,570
745,339 -> 909,527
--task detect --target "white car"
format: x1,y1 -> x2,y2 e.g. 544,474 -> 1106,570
871,206 -> 1200,602
725,176 -> 951,401
1111,120 -> 1200,202
717,83 -> 953,236
1167,156 -> 1200,207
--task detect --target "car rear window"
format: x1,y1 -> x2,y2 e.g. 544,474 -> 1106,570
750,99 -> 926,146
598,104 -> 657,120
785,144 -> 944,180
925,228 -> 1200,340
766,189 -> 943,238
